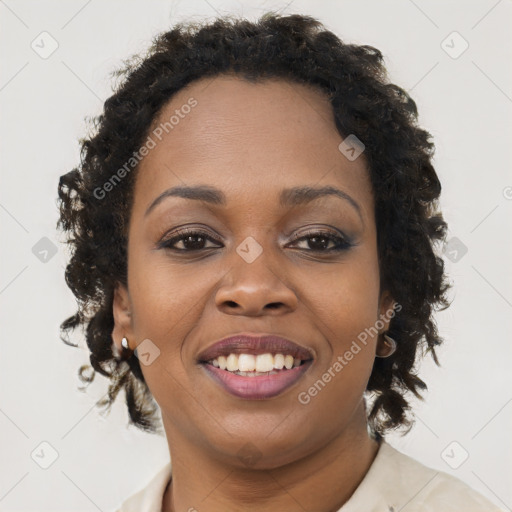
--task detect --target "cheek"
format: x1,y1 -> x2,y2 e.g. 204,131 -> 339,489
126,247 -> 211,390
129,261 -> 193,335
127,231 -> 215,332
297,246 -> 381,397
306,245 -> 381,346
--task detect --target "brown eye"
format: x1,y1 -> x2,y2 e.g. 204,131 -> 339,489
288,230 -> 353,252
159,229 -> 222,252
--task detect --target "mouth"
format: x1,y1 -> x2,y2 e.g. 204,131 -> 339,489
197,334 -> 315,400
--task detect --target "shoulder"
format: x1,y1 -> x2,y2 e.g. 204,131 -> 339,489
341,441 -> 504,511
114,461 -> 172,512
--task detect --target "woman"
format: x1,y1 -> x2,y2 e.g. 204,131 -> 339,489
57,13 -> 502,512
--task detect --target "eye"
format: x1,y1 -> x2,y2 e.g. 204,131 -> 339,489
158,228 -> 222,252
288,229 -> 353,252
158,227 -> 353,253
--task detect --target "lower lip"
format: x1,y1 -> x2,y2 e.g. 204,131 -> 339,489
201,361 -> 313,399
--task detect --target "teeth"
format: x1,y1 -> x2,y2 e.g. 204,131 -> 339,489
274,353 -> 285,369
209,353 -> 305,373
256,353 -> 274,372
238,354 -> 255,372
237,370 -> 280,377
226,353 -> 238,372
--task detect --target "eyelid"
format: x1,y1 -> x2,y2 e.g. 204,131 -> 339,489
285,224 -> 352,242
157,223 -> 221,241
157,226 -> 222,249
286,228 -> 354,250
288,226 -> 344,240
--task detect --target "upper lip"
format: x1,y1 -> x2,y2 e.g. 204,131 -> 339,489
197,333 -> 315,363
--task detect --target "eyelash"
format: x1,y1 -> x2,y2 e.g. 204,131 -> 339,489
158,228 -> 353,253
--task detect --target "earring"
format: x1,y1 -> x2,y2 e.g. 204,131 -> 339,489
376,333 -> 397,358
120,337 -> 133,359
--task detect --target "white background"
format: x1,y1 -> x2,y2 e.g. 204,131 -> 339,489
1,0 -> 511,510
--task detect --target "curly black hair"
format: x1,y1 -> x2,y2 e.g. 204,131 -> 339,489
57,12 -> 451,436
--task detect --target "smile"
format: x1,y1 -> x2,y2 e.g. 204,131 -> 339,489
201,358 -> 313,399
197,334 -> 315,399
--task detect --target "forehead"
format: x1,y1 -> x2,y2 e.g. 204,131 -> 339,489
147,75 -> 337,158
134,75 -> 373,218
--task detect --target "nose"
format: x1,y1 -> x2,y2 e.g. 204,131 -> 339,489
215,245 -> 298,317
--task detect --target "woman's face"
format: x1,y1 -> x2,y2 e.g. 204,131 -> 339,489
113,75 -> 393,468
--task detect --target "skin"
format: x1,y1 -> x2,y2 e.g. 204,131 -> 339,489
112,74 -> 395,512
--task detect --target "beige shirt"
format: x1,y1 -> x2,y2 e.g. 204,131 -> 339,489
115,441 -> 504,511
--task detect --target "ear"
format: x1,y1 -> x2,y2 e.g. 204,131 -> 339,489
112,282 -> 134,353
377,290 -> 397,334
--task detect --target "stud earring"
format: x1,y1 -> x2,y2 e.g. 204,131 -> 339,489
376,333 -> 397,358
119,336 -> 134,360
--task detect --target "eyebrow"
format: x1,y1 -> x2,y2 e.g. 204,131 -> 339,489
144,184 -> 363,222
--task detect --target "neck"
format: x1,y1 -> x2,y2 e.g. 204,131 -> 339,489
161,407 -> 379,512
